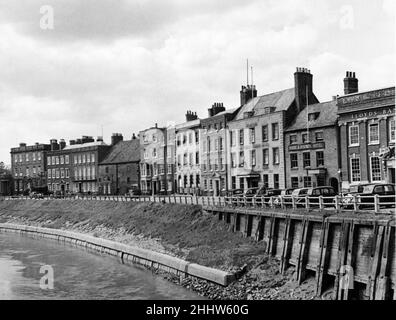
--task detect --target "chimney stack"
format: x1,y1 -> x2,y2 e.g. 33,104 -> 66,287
344,71 -> 358,95
50,139 -> 59,151
59,139 -> 66,150
19,143 -> 26,148
240,85 -> 257,106
111,133 -> 123,145
294,67 -> 314,113
208,102 -> 225,117
69,140 -> 76,146
185,110 -> 198,122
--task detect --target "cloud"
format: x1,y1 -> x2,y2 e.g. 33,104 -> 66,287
0,0 -> 394,164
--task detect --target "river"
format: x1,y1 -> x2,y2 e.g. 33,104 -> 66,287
0,232 -> 203,300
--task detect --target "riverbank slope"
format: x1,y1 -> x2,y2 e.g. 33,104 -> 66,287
0,199 -> 325,299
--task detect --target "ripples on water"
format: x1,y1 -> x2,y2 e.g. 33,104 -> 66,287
0,232 -> 203,300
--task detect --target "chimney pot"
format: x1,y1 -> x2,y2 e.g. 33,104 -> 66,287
344,71 -> 358,94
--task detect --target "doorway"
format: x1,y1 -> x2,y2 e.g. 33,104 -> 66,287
330,177 -> 339,193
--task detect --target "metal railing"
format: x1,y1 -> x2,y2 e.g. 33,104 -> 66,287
0,194 -> 394,214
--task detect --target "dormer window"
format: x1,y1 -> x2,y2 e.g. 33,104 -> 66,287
308,112 -> 320,121
264,107 -> 276,114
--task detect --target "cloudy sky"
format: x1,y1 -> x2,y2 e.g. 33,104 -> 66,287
0,0 -> 394,164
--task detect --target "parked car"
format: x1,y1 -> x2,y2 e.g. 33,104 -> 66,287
291,188 -> 309,207
226,189 -> 244,205
306,186 -> 337,207
244,187 -> 259,205
356,184 -> 395,209
253,188 -> 282,207
29,191 -> 44,199
273,188 -> 294,207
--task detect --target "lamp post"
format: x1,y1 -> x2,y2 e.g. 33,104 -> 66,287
337,169 -> 342,194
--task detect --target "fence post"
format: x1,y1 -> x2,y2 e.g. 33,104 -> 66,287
374,194 -> 380,214
335,195 -> 340,211
305,196 -> 309,210
292,196 -> 296,209
319,196 -> 324,210
353,195 -> 359,211
269,196 -> 274,208
280,196 -> 284,209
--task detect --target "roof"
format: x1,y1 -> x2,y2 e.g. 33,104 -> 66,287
285,100 -> 337,132
233,88 -> 295,121
63,141 -> 108,150
175,119 -> 200,131
100,139 -> 140,165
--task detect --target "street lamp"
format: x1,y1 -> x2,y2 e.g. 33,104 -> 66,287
337,168 -> 342,194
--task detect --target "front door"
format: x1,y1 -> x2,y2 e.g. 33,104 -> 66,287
215,180 -> 220,196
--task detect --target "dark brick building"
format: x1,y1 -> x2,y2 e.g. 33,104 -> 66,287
337,73 -> 395,190
46,139 -> 72,194
284,100 -> 339,191
10,142 -> 51,194
0,164 -> 12,196
98,134 -> 140,195
60,136 -> 111,194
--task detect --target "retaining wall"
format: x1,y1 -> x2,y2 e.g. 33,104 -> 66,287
0,223 -> 235,286
208,207 -> 395,300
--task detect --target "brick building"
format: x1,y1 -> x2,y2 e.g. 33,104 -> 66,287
46,139 -> 71,194
98,134 -> 140,195
0,164 -> 12,196
175,111 -> 201,194
61,136 -> 111,194
227,68 -> 318,191
139,124 -> 175,194
200,103 -> 240,196
284,100 -> 339,191
337,73 -> 395,190
10,142 -> 51,194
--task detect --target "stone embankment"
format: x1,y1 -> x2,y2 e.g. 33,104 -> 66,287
0,199 -> 324,300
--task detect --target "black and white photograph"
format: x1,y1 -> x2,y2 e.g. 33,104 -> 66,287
0,0 -> 395,310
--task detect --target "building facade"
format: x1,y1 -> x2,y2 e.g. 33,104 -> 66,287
10,142 -> 51,194
337,75 -> 395,190
200,103 -> 240,196
175,111 -> 201,194
62,136 -> 111,194
46,139 -> 72,194
227,68 -> 318,192
139,125 -> 175,194
98,135 -> 140,195
0,164 -> 12,196
284,100 -> 340,191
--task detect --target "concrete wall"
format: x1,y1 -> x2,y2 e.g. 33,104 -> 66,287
0,223 -> 235,286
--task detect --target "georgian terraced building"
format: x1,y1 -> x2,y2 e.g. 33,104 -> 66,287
10,142 -> 51,194
139,124 -> 175,194
175,111 -> 201,194
227,68 -> 319,191
46,139 -> 71,193
61,136 -> 111,194
200,103 -> 240,196
337,73 -> 395,190
284,100 -> 339,191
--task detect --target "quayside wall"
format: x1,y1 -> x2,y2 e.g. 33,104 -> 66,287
0,223 -> 235,286
204,206 -> 395,300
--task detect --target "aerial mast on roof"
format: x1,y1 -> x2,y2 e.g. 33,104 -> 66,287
246,58 -> 249,86
251,66 -> 254,96
306,85 -> 309,142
